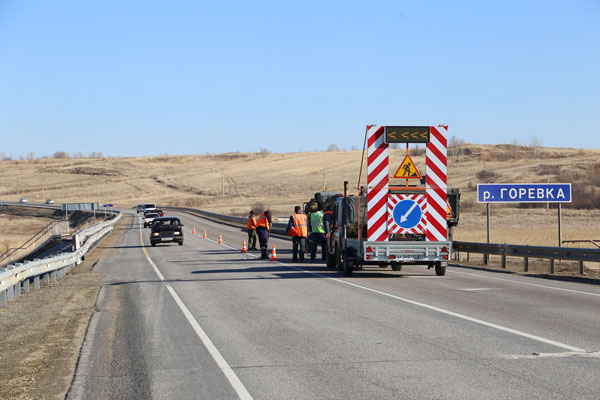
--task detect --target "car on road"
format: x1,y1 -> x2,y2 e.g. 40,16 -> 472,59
45,199 -> 54,204
19,198 -> 28,203
150,217 -> 184,246
136,204 -> 145,213
142,203 -> 157,213
143,212 -> 160,228
144,208 -> 164,217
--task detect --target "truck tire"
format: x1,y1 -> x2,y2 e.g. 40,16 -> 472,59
335,246 -> 343,271
435,262 -> 446,276
391,264 -> 402,271
343,248 -> 353,277
378,263 -> 388,268
326,251 -> 336,268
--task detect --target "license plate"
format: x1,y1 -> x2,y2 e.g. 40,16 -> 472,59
162,237 -> 173,241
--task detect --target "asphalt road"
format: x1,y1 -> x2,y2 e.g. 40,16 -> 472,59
67,210 -> 600,399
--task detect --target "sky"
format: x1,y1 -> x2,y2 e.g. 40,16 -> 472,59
1,0 -> 599,157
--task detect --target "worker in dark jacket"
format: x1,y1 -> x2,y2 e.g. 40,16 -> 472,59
256,210 -> 272,259
287,206 -> 308,262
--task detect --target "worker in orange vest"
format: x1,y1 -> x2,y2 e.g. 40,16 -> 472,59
286,206 -> 308,262
256,210 -> 272,259
246,210 -> 258,250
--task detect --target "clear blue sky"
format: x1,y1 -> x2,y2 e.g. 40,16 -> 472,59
1,1 -> 598,157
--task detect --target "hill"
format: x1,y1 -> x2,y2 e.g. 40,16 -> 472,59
1,144 -> 599,247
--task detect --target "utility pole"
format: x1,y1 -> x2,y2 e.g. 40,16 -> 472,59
222,170 -> 225,196
322,169 -> 325,191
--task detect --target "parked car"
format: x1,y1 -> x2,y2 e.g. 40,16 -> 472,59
19,198 -> 28,203
143,212 -> 160,228
150,217 -> 184,246
45,199 -> 54,204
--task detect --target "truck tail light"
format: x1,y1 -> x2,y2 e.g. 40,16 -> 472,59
366,255 -> 371,260
442,246 -> 448,253
388,255 -> 396,259
366,246 -> 374,253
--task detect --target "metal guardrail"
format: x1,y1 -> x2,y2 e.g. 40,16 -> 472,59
0,211 -> 122,307
162,206 -> 289,236
453,241 -> 600,275
0,220 -> 70,268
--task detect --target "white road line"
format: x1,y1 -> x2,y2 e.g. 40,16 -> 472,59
460,288 -> 496,291
139,223 -> 253,400
448,269 -> 600,297
504,351 -> 600,360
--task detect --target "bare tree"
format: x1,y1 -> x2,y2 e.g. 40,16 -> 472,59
327,144 -> 340,152
53,151 -> 69,159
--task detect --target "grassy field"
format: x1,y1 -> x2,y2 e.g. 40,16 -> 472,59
1,144 -> 599,251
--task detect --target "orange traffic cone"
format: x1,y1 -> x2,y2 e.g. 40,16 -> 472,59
218,234 -> 224,245
270,245 -> 277,261
241,240 -> 247,253
192,226 -> 196,235
203,229 -> 207,239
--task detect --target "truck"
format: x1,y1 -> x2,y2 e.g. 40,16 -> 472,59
320,125 -> 458,276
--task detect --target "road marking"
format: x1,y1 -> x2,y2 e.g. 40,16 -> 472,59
448,269 -> 600,298
139,223 -> 253,400
460,288 -> 496,292
504,351 -> 600,360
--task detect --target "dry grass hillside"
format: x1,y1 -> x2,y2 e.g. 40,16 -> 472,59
1,144 -> 599,248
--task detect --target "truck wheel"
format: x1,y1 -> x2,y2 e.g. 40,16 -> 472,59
151,242 -> 156,247
391,264 -> 402,271
326,251 -> 336,268
342,248 -> 353,277
335,246 -> 343,271
378,263 -> 388,268
435,262 -> 446,276
178,241 -> 184,246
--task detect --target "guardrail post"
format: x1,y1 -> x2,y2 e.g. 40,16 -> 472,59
50,271 -> 56,282
14,282 -> 20,298
501,255 -> 506,269
0,290 -> 5,307
43,273 -> 49,284
7,285 -> 14,301
523,257 -> 529,272
578,261 -> 584,275
23,278 -> 30,293
549,259 -> 555,274
34,276 -> 40,290
483,253 -> 488,265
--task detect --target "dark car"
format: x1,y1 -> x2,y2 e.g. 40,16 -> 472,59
150,217 -> 184,246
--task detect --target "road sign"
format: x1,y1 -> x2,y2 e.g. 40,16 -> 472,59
103,203 -> 114,208
393,154 -> 422,179
391,198 -> 424,229
477,183 -> 571,203
385,126 -> 430,143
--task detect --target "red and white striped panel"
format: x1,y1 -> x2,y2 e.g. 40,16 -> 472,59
388,194 -> 427,234
366,125 -> 389,241
425,126 -> 448,241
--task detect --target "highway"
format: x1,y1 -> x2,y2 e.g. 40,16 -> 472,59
67,210 -> 600,399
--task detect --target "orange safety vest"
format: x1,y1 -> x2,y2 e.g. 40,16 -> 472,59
247,216 -> 257,230
256,214 -> 270,231
289,213 -> 308,237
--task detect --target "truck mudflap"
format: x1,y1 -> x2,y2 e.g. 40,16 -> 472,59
360,241 -> 451,264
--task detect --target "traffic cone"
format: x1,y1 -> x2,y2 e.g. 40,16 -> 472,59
241,240 -> 247,253
270,245 -> 277,261
203,229 -> 207,239
192,226 -> 196,235
218,234 -> 223,245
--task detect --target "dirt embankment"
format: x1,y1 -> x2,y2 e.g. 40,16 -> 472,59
0,214 -> 129,400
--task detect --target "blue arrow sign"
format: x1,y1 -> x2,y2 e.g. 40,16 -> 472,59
103,203 -> 114,208
392,199 -> 423,229
477,184 -> 571,203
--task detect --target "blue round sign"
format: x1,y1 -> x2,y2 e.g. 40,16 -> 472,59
392,199 -> 423,229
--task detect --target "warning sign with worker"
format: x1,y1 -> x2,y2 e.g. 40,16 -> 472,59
393,154 -> 422,180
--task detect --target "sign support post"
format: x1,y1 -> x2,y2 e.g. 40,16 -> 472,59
558,203 -> 562,247
484,203 -> 490,265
